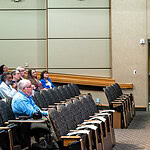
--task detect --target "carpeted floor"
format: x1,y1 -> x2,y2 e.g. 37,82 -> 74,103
113,111 -> 150,150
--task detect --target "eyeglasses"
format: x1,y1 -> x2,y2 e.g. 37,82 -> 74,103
20,70 -> 25,72
25,85 -> 32,88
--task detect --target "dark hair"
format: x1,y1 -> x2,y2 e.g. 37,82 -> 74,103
40,70 -> 48,80
27,69 -> 36,79
27,69 -> 38,86
11,70 -> 16,78
0,65 -> 5,75
1,72 -> 10,82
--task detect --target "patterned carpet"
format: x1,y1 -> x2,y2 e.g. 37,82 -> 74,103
113,111 -> 150,150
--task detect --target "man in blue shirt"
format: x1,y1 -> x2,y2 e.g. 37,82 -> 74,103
12,79 -> 48,118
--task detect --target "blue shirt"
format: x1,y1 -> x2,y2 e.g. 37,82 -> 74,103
12,91 -> 48,118
40,78 -> 55,89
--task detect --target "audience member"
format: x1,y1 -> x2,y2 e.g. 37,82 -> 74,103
40,71 -> 55,89
16,66 -> 26,80
11,70 -> 21,83
0,72 -> 17,99
0,64 -> 8,84
12,79 -> 48,118
27,69 -> 43,91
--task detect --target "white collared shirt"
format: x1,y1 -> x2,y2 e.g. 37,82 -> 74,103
0,82 -> 17,99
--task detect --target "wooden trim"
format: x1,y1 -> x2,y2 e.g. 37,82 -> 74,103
98,104 -> 146,109
46,0 -> 48,71
8,69 -> 133,89
110,0 -> 112,78
36,72 -> 133,89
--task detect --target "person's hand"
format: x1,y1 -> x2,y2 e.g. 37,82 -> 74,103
43,88 -> 48,91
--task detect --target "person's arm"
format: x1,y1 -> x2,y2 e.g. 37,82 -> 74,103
17,100 -> 37,117
40,79 -> 50,88
31,97 -> 48,116
0,85 -> 17,98
48,78 -> 55,88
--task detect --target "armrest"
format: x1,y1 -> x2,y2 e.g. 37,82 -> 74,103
98,110 -> 115,113
8,118 -> 47,123
89,116 -> 106,122
76,125 -> 97,130
0,123 -> 17,130
48,105 -> 57,108
111,101 -> 123,104
61,135 -> 81,139
94,113 -> 110,116
0,126 -> 9,130
82,120 -> 102,124
67,130 -> 90,136
54,103 -> 65,105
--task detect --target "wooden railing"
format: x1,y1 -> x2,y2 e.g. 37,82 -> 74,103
37,72 -> 133,89
8,70 -> 133,89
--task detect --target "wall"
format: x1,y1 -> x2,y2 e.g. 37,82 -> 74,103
0,0 -> 46,70
48,0 -> 111,77
111,0 -> 148,107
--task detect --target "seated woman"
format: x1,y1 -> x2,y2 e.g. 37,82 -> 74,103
0,65 -> 8,84
27,69 -> 43,91
40,70 -> 55,89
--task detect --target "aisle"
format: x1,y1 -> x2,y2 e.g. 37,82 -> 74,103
113,111 -> 150,150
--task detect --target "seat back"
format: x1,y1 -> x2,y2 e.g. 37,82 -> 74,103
63,85 -> 74,98
85,95 -> 98,113
58,105 -> 77,130
104,87 -> 114,107
49,109 -> 69,140
67,102 -> 82,125
41,90 -> 54,105
48,88 -> 60,103
34,91 -> 48,108
71,84 -> 81,96
53,87 -> 66,101
114,83 -> 123,96
58,86 -> 70,99
0,101 -> 15,122
68,84 -> 77,97
0,114 -> 10,150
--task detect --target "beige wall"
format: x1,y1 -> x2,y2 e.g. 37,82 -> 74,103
111,0 -> 148,107
1,0 -> 150,108
48,0 -> 111,77
0,0 -> 46,70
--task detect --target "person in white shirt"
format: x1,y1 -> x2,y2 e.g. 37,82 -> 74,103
0,72 -> 17,99
16,66 -> 26,79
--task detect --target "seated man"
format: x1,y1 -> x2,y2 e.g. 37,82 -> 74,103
16,66 -> 26,80
0,72 -> 17,99
11,70 -> 21,83
12,79 -> 48,118
11,80 -> 58,149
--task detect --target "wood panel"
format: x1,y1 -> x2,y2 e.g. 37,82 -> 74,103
36,72 -> 133,88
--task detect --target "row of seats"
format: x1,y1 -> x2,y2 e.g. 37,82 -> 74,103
0,83 -> 81,150
33,84 -> 81,109
32,83 -> 116,149
49,95 -> 115,150
0,100 -> 31,150
104,83 -> 135,128
0,83 -> 116,150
